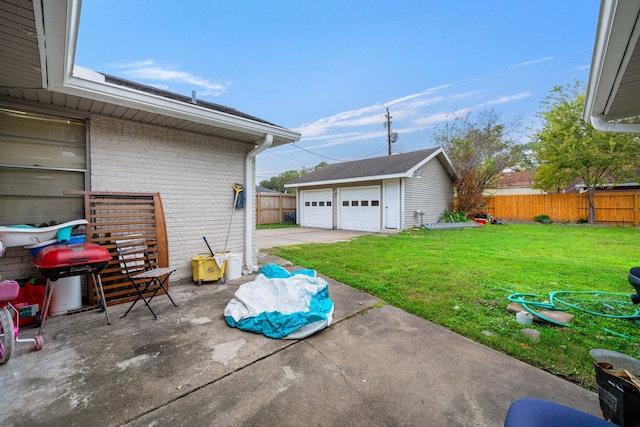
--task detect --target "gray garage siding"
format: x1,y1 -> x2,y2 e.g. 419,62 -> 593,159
404,158 -> 454,227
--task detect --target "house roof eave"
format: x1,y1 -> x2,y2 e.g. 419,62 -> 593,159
38,0 -> 300,146
63,69 -> 301,144
584,0 -> 640,132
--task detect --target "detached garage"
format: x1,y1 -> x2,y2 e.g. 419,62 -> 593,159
286,148 -> 458,232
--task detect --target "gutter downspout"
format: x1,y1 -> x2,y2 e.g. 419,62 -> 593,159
590,114 -> 640,133
244,133 -> 273,272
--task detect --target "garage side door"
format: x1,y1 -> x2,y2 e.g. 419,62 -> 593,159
300,190 -> 333,229
338,186 -> 381,232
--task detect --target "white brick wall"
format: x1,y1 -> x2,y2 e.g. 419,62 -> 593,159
89,116 -> 254,281
0,115 -> 258,282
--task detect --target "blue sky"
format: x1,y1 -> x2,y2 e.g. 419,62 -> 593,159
76,1 -> 601,184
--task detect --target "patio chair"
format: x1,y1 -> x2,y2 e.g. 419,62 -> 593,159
116,237 -> 178,320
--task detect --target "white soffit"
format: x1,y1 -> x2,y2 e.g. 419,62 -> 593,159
584,0 -> 640,127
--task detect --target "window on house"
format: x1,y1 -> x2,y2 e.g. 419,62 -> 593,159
351,200 -> 359,206
327,201 -> 332,207
0,108 -> 87,225
361,200 -> 369,206
372,200 -> 380,206
305,201 -> 310,206
342,201 -> 348,207
312,201 -> 317,206
319,201 -> 325,206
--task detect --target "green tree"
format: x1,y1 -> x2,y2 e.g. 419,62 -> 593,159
532,81 -> 640,224
260,162 -> 327,193
434,108 -> 528,215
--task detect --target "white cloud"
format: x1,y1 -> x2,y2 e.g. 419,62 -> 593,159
291,85 -> 532,153
412,108 -> 472,127
110,59 -> 154,68
509,56 -> 554,68
484,92 -> 531,105
294,85 -> 453,138
109,60 -> 229,96
569,64 -> 590,72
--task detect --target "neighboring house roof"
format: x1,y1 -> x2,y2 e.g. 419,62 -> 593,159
583,0 -> 640,133
575,182 -> 640,192
485,171 -> 584,194
0,0 -> 300,146
285,147 -> 457,188
255,186 -> 282,194
492,171 -> 535,189
484,171 -> 545,195
573,168 -> 640,192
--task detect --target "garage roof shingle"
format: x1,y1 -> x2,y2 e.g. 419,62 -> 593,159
287,147 -> 447,186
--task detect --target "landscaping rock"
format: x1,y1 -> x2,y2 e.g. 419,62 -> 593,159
506,302 -> 574,325
534,310 -> 574,325
521,328 -> 541,341
507,302 -> 525,313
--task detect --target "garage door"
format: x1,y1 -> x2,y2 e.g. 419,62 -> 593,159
300,190 -> 333,229
338,186 -> 381,232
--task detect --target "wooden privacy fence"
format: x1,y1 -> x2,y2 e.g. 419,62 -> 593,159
483,192 -> 640,226
256,193 -> 296,225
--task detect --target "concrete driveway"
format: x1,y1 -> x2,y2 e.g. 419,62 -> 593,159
255,226 -> 377,249
0,228 -> 603,426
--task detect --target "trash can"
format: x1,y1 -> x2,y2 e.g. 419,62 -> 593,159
191,254 -> 225,284
224,253 -> 243,280
50,276 -> 82,315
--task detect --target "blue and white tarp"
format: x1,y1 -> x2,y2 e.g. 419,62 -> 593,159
224,264 -> 334,339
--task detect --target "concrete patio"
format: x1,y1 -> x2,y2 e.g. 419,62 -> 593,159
0,228 -> 603,426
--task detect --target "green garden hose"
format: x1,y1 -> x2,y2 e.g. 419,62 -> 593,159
550,290 -> 640,320
508,291 -> 640,328
508,293 -> 569,327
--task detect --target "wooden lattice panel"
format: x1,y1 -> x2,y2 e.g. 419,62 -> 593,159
67,191 -> 170,306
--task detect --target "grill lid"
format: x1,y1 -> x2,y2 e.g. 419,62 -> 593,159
33,243 -> 111,270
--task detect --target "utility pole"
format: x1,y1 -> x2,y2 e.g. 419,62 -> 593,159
383,107 -> 398,155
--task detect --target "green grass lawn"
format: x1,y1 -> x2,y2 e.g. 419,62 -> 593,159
272,223 -> 640,390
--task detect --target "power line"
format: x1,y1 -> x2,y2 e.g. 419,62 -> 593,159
358,147 -> 389,159
266,150 -> 317,165
289,143 -> 346,162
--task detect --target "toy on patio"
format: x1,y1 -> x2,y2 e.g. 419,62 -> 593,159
0,240 -> 44,365
0,219 -> 88,248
